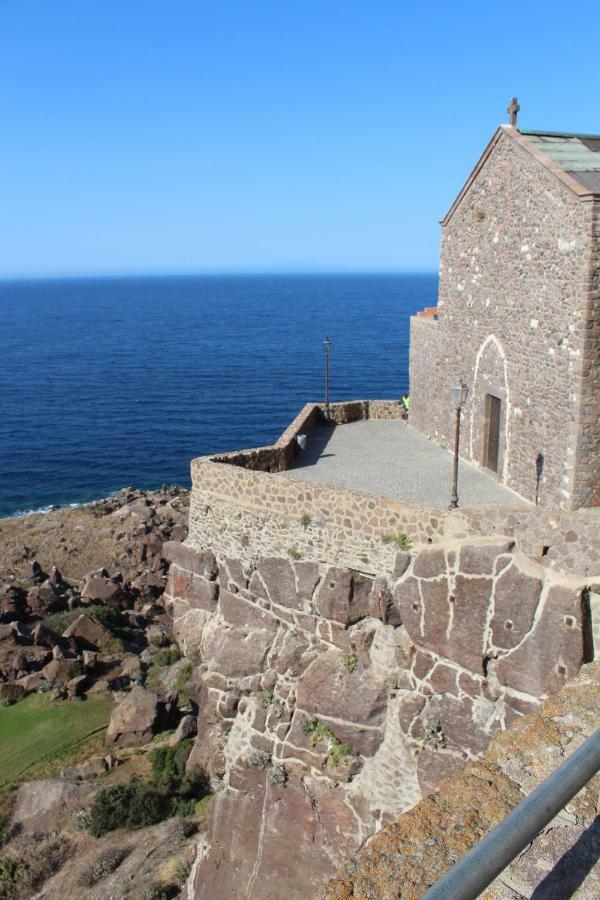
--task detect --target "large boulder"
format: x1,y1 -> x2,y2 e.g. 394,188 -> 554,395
63,614 -> 114,651
12,779 -> 96,836
105,686 -> 176,747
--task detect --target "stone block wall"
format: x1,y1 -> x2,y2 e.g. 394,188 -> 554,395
409,129 -> 596,509
572,197 -> 600,507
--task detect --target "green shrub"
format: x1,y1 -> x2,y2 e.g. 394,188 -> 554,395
89,778 -> 171,837
0,819 -> 8,849
0,857 -> 22,899
288,547 -> 302,560
173,661 -> 193,704
152,647 -> 182,668
45,604 -> 127,636
300,513 -> 311,527
148,739 -> 193,791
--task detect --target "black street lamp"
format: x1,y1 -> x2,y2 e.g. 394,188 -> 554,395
323,336 -> 332,418
449,378 -> 469,509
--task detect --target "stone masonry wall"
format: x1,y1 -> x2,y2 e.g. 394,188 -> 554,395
409,129 -> 594,509
572,196 -> 600,507
188,446 -> 600,579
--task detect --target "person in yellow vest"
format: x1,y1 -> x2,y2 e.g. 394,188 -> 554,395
401,394 -> 410,421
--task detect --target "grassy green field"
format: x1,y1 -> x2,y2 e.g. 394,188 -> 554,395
0,693 -> 114,789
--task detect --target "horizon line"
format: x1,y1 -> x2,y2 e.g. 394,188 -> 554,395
0,268 -> 439,283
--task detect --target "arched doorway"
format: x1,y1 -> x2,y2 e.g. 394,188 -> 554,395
469,335 -> 510,480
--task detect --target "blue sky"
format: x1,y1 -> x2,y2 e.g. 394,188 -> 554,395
1,0 -> 599,277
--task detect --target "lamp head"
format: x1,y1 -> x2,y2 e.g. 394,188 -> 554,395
451,378 -> 468,409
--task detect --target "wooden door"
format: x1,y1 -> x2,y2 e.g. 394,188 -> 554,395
485,394 -> 501,473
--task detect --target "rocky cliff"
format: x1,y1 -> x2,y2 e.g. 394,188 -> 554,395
164,532 -> 596,898
318,659 -> 600,899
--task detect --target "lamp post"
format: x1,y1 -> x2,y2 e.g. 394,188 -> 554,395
449,378 -> 469,510
323,336 -> 332,419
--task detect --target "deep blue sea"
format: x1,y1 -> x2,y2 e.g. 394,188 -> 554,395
0,274 -> 437,518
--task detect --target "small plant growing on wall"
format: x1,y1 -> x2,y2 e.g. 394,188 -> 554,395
250,750 -> 272,769
415,719 -> 446,751
382,533 -> 412,551
300,513 -> 312,527
288,547 -> 302,560
302,718 -> 350,767
257,690 -> 274,708
343,651 -> 358,672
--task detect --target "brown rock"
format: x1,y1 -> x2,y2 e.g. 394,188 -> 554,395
105,685 -> 174,746
393,551 -> 412,580
163,542 -> 218,578
295,650 -> 387,755
81,575 -> 128,607
12,779 -> 96,836
63,614 -> 113,651
458,542 -> 513,575
65,674 -> 88,697
493,585 -> 587,696
254,557 -> 302,609
40,658 -> 80,685
168,714 -> 197,746
192,766 -> 365,900
489,564 -> 542,650
315,568 -> 372,625
412,547 -> 446,579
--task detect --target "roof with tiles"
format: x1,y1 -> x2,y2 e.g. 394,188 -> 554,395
519,130 -> 600,193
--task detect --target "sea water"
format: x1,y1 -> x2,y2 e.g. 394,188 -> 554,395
0,273 -> 437,517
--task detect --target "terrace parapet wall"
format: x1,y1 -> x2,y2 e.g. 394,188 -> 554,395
187,400 -> 600,578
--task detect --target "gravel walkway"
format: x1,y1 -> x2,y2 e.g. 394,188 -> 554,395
282,420 -> 526,509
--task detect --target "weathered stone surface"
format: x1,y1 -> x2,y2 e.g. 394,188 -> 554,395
193,766 -> 365,900
318,661 -> 600,900
163,541 -> 218,578
294,560 -> 320,599
105,686 -> 172,746
62,613 -> 113,650
489,564 -> 542,650
40,657 -> 80,685
0,682 -> 25,703
12,779 -> 96,836
254,556 -> 302,609
392,551 -> 412,580
169,714 -> 197,746
459,542 -> 513,575
296,650 -> 387,735
315,567 -> 372,624
493,585 -> 586,696
412,548 -> 446,579
446,575 -> 492,672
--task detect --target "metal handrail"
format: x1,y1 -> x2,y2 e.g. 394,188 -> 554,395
422,727 -> 600,900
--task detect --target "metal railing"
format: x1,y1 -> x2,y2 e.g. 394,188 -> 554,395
422,728 -> 600,900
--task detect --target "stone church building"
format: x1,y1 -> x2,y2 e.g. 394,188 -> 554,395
409,103 -> 600,510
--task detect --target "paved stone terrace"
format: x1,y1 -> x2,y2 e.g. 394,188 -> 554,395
283,420 -> 526,509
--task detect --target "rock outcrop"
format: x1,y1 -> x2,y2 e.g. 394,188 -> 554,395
163,537 -> 596,898
318,660 -> 600,899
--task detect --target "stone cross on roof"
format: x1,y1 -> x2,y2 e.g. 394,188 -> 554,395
507,97 -> 520,127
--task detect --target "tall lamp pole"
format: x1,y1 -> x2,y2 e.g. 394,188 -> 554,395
449,378 -> 469,510
323,336 -> 332,419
